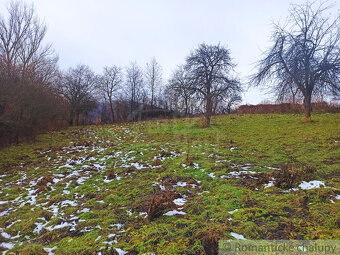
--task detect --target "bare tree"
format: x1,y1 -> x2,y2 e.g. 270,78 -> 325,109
168,65 -> 194,116
185,43 -> 241,126
0,1 -> 66,146
58,65 -> 97,125
145,58 -> 162,108
98,65 -> 122,123
126,62 -> 144,117
251,1 -> 340,120
0,1 -> 57,78
223,92 -> 242,114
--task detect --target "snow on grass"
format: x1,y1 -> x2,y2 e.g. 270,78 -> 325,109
61,200 -> 78,207
208,172 -> 216,178
176,181 -> 187,187
230,232 -> 246,240
264,180 -> 275,188
298,180 -> 326,190
0,242 -> 15,249
45,221 -> 77,231
228,209 -> 239,214
164,210 -> 186,216
220,170 -> 257,179
43,246 -> 57,255
173,198 -> 187,206
34,221 -> 48,234
114,248 -> 128,255
232,163 -> 252,170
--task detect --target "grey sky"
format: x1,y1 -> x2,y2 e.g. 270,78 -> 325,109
1,0 -> 339,104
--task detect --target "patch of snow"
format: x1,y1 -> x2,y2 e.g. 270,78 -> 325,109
0,201 -> 8,205
76,176 -> 88,185
61,200 -> 77,207
173,198 -> 187,206
335,195 -> 340,200
232,163 -> 252,170
298,180 -> 325,190
230,232 -> 246,240
0,209 -> 11,216
164,210 -> 186,216
228,209 -> 239,214
34,222 -> 47,234
78,208 -> 90,213
1,232 -> 11,239
264,181 -> 275,188
230,147 -> 237,152
139,212 -> 147,218
43,246 -> 57,255
208,173 -> 216,178
0,242 -> 15,249
176,181 -> 187,187
115,248 -> 128,255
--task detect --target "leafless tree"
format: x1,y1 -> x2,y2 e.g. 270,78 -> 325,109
251,1 -> 340,120
58,65 -> 97,125
126,62 -> 144,117
145,58 -> 162,108
97,65 -> 122,123
0,1 -> 58,78
168,65 -> 194,116
223,92 -> 242,114
0,1 -> 66,146
185,43 -> 241,126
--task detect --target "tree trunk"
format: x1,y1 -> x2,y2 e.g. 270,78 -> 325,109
69,111 -> 74,126
109,100 -> 115,123
205,96 -> 212,126
303,94 -> 312,120
76,113 -> 80,126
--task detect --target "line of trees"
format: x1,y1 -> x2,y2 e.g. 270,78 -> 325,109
0,1 -> 243,147
1,0 -> 339,147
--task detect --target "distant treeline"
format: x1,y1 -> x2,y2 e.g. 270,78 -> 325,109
236,102 -> 340,114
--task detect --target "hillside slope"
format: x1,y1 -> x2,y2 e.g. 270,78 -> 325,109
0,114 -> 339,254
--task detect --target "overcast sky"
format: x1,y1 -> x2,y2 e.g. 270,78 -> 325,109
0,0 -> 339,104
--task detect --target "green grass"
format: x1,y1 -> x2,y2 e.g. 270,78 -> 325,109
0,114 -> 339,254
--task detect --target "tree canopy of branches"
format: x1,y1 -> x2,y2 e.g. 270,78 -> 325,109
58,65 -> 97,126
125,62 -> 144,118
168,65 -> 194,116
251,1 -> 340,120
0,1 -> 66,147
184,43 -> 241,126
97,66 -> 122,123
145,58 -> 162,108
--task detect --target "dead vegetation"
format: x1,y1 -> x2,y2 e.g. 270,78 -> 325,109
240,164 -> 315,190
147,191 -> 179,220
193,228 -> 225,255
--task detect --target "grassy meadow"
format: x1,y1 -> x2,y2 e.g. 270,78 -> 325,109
0,114 -> 339,254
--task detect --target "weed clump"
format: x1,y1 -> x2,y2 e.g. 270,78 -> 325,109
151,159 -> 162,166
106,169 -> 115,179
147,191 -> 178,220
273,164 -> 315,189
194,228 -> 224,255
